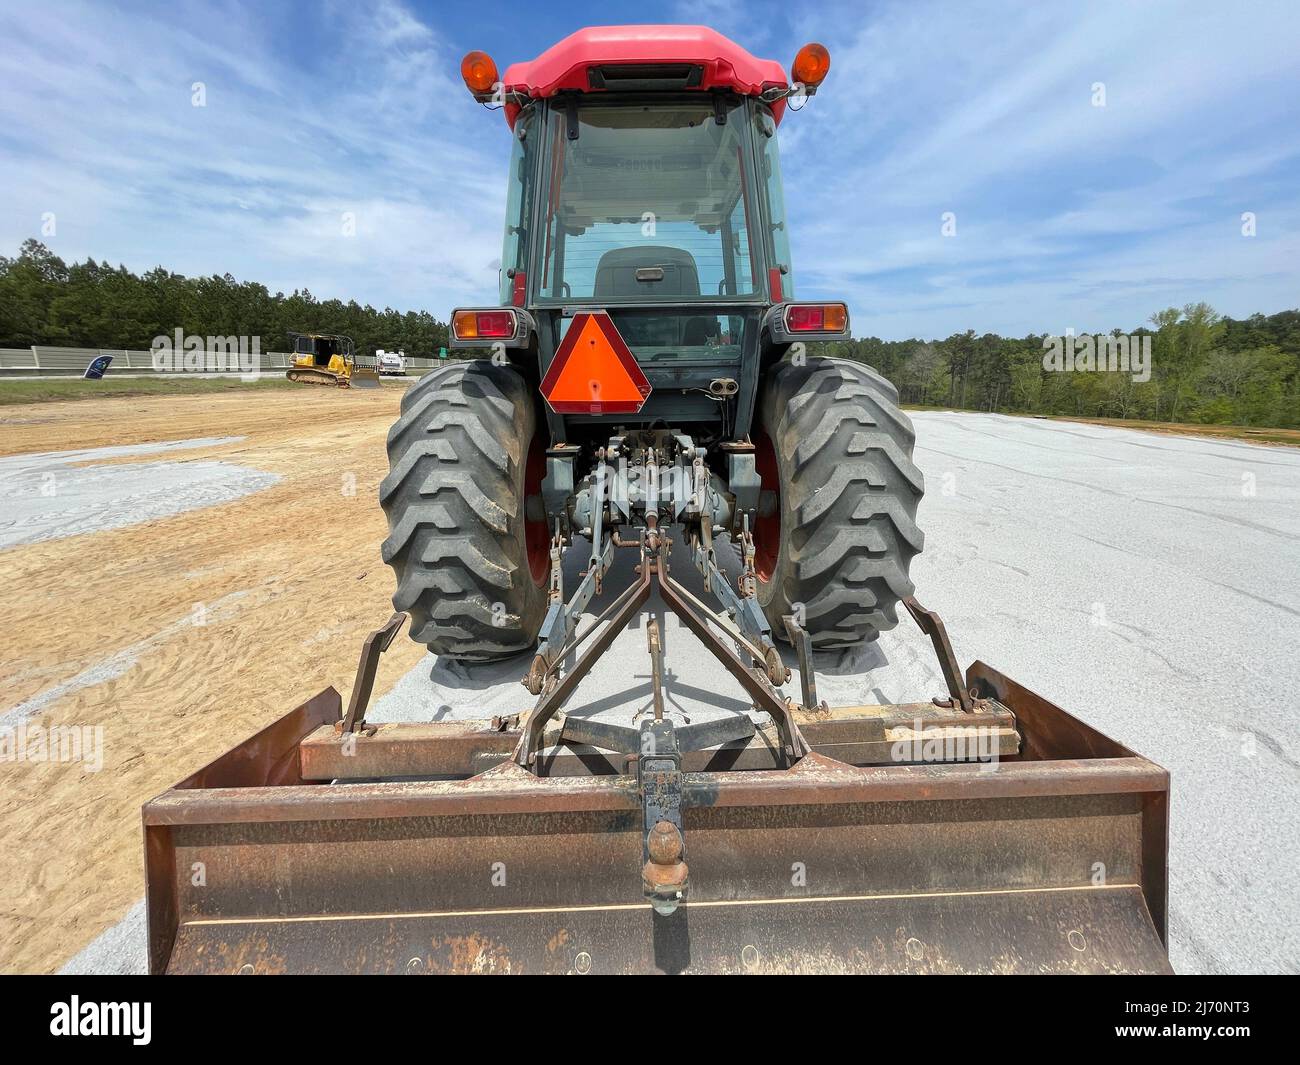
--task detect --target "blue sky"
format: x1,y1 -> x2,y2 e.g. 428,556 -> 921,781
1,0 -> 1296,340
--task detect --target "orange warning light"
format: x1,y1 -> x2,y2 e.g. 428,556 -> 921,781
461,51 -> 499,97
791,43 -> 830,87
540,313 -> 651,415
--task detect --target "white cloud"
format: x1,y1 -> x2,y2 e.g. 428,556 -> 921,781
0,0 -> 509,313
778,0 -> 1300,336
0,0 -> 1296,338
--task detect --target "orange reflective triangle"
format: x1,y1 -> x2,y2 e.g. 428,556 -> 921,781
541,313 -> 651,414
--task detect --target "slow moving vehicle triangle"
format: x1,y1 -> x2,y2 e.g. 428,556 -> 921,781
540,312 -> 652,414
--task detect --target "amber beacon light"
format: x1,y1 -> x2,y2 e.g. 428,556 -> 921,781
791,42 -> 830,88
461,50 -> 499,98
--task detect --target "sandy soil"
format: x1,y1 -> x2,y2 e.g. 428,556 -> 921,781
1053,415 -> 1300,448
8,396 -> 1299,975
0,388 -> 428,973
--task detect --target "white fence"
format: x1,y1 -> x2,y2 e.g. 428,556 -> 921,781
0,347 -> 440,377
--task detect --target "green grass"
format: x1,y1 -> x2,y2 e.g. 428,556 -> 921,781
0,375 -> 301,406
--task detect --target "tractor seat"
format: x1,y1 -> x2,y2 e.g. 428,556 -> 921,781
593,246 -> 700,299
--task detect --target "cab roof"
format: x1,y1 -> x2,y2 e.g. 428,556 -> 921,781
501,25 -> 788,127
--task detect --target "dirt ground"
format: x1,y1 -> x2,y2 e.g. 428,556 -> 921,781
7,393 -> 1298,975
1052,415 -> 1300,448
0,387 -> 429,973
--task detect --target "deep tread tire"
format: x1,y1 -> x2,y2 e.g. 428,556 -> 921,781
380,360 -> 548,660
756,357 -> 924,648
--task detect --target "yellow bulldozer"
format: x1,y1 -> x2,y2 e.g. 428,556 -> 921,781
286,332 -> 379,388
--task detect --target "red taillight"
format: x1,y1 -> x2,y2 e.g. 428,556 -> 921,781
476,311 -> 514,337
787,305 -> 825,331
453,309 -> 516,340
785,303 -> 848,333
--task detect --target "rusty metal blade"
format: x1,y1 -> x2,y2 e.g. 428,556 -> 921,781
144,664 -> 1171,975
164,885 -> 1169,974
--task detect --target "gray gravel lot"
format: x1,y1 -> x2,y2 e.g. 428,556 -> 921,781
63,411 -> 1300,975
0,436 -> 278,549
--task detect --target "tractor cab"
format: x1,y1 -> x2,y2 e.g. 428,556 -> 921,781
451,27 -> 845,445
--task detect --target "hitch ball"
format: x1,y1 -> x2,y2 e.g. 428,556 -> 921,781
643,820 -> 688,915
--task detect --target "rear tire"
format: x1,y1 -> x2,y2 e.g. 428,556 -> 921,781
755,357 -> 924,648
380,361 -> 549,660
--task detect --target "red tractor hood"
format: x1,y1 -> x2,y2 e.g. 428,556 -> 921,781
501,25 -> 788,127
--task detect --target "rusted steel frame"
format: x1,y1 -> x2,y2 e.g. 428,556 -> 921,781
162,887 -> 1170,975
341,612 -> 407,733
647,619 -> 666,722
903,596 -> 974,712
146,767 -> 1168,974
689,752 -> 1166,807
968,660 -> 1169,942
298,701 -> 1019,781
512,564 -> 652,765
544,709 -> 1014,774
663,569 -> 769,666
144,749 -> 1164,830
300,720 -> 520,779
968,661 -> 1136,759
144,687 -> 343,976
143,822 -> 178,978
1140,787 -> 1170,943
543,552 -> 651,664
144,765 -> 638,827
658,569 -> 808,761
145,659 -> 1171,973
528,531 -> 617,693
173,687 -> 342,791
782,614 -> 822,711
144,673 -> 1167,974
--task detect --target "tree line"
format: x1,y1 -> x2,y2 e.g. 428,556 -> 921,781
0,240 -> 450,358
2,239 -> 1296,427
818,302 -> 1298,429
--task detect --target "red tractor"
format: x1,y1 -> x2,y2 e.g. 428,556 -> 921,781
142,27 -> 1171,975
381,27 -> 921,680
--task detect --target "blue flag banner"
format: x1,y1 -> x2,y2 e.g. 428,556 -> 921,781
83,354 -> 114,379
